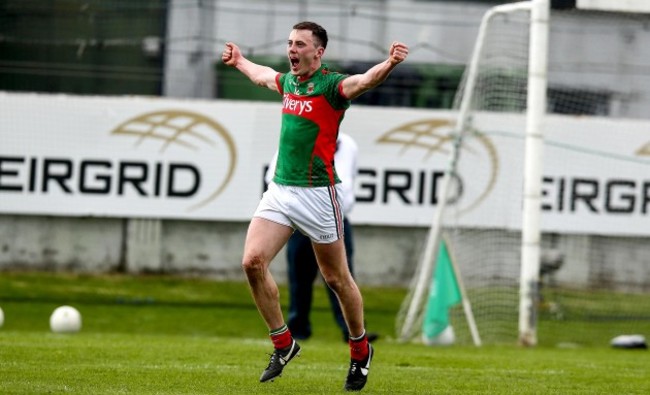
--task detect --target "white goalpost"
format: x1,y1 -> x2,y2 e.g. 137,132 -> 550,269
397,0 -> 650,347
397,0 -> 548,346
518,0 -> 549,347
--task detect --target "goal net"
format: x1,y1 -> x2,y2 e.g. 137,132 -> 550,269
396,1 -> 650,346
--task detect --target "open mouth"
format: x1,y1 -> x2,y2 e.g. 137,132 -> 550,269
289,57 -> 299,71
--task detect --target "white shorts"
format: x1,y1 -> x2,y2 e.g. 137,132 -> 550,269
254,182 -> 345,244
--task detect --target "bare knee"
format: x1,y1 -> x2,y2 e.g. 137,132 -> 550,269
242,254 -> 266,279
323,273 -> 348,295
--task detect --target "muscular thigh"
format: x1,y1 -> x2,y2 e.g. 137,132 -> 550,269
312,239 -> 352,280
244,217 -> 294,265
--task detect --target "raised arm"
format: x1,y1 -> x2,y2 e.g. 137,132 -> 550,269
340,41 -> 408,100
222,42 -> 280,92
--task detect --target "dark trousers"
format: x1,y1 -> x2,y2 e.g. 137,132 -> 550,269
286,218 -> 354,340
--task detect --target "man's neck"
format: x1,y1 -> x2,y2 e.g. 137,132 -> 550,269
298,62 -> 322,82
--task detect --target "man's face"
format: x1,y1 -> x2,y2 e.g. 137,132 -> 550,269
287,29 -> 324,76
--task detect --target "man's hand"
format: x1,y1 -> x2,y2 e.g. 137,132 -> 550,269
340,40 -> 409,99
220,42 -> 278,90
222,42 -> 240,67
388,41 -> 408,65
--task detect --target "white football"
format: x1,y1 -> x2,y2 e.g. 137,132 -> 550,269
610,334 -> 647,349
422,325 -> 456,346
0,306 -> 4,328
50,305 -> 82,333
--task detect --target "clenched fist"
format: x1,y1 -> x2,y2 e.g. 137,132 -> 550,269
222,42 -> 240,67
388,42 -> 408,65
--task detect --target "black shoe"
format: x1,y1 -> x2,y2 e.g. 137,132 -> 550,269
259,340 -> 301,383
344,343 -> 373,391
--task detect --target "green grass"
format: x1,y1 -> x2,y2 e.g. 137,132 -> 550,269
1,272 -> 649,394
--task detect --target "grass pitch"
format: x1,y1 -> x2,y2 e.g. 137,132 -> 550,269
1,272 -> 649,394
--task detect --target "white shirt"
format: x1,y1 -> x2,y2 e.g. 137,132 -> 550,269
265,133 -> 359,215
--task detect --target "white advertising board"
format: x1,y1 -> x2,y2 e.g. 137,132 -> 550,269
1,93 -> 649,235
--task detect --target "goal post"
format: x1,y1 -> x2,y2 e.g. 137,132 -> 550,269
396,0 -> 650,347
518,0 -> 550,347
396,0 -> 543,345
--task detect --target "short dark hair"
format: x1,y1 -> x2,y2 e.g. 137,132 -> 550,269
292,21 -> 328,49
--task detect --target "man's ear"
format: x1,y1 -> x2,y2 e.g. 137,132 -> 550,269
316,47 -> 325,59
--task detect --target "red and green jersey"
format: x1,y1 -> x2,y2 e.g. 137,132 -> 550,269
272,64 -> 350,187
